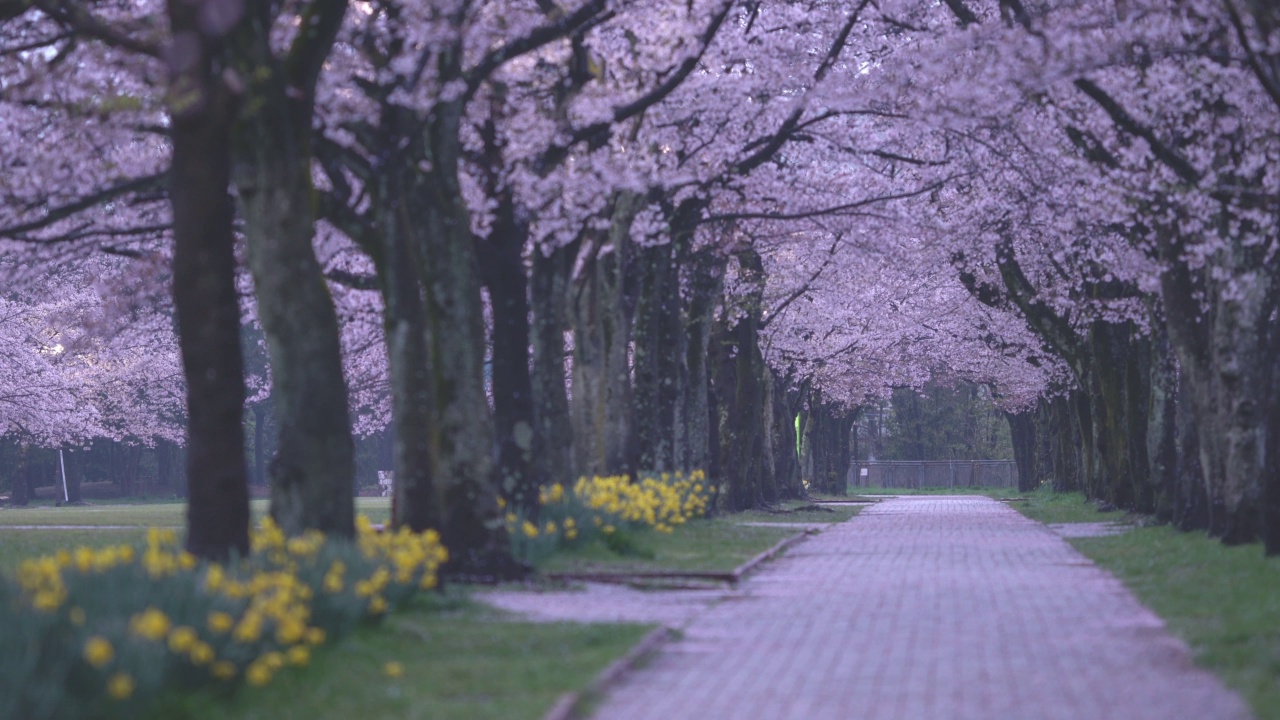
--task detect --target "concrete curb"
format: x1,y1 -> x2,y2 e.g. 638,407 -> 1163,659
543,625 -> 675,720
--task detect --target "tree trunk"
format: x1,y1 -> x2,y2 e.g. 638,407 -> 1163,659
712,250 -> 774,511
1175,367 -> 1210,531
1158,227 -> 1275,544
1146,316 -> 1180,523
1005,411 -> 1038,492
680,252 -> 723,474
168,0 -> 250,560
570,193 -> 640,478
633,241 -> 682,473
1047,395 -> 1081,493
377,155 -> 439,535
531,245 -> 574,489
419,102 -> 511,575
483,206 -> 540,511
232,6 -> 355,539
252,404 -> 266,487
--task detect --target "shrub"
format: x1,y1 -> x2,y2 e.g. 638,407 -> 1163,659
0,516 -> 446,720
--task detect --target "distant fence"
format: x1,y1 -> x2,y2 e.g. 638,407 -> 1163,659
852,460 -> 1019,489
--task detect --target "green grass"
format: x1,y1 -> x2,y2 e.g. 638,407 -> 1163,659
0,528 -> 150,575
1072,528 -> 1280,720
148,598 -> 650,720
541,518 -> 799,574
732,503 -> 862,524
0,498 -> 392,528
1012,488 -> 1126,524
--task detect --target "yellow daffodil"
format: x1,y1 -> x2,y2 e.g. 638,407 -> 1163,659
83,636 -> 114,668
106,673 -> 134,700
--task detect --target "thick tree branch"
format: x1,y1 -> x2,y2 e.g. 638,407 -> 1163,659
1073,78 -> 1202,185
0,173 -> 167,239
31,0 -> 162,58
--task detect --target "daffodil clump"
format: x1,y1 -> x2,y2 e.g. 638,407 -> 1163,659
504,470 -> 713,564
0,518 -> 446,720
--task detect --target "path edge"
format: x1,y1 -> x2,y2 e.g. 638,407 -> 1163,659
730,529 -> 812,581
543,625 -> 674,720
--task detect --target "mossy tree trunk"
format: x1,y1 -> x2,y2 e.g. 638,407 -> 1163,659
231,1 -> 355,538
570,193 -> 640,479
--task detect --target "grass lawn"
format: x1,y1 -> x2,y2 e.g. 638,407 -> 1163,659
1073,528 -> 1280,720
149,597 -> 650,720
0,527 -> 149,574
1012,488 -> 1127,524
0,498 -> 392,528
541,517 -> 800,575
732,502 -> 861,524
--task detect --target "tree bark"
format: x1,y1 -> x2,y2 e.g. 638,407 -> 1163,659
232,4 -> 355,538
419,100 -> 511,575
712,249 -> 774,511
680,251 -> 723,474
633,241 -> 682,473
531,245 -> 574,489
570,193 -> 640,478
482,204 -> 540,511
168,0 -> 250,560
1006,410 -> 1038,492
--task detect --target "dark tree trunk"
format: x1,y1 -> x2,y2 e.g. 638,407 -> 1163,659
377,156 -> 439,534
420,101 -> 511,575
1047,395 -> 1081,492
1264,323 -> 1280,555
1157,228 -> 1275,544
1175,367 -> 1210,531
1006,410 -> 1038,493
531,245 -> 574,489
232,2 -> 355,539
633,241 -> 682,473
167,0 -> 250,560
252,404 -> 266,487
771,385 -> 799,495
712,250 -> 773,511
680,251 -> 723,474
1146,316 -> 1180,523
482,206 -> 540,511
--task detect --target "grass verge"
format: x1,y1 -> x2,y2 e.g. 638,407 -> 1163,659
1012,488 -> 1126,524
0,498 -> 392,529
0,527 -> 149,575
148,596 -> 651,720
540,517 -> 798,575
1072,528 -> 1280,720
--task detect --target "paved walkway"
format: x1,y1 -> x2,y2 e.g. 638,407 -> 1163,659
587,496 -> 1249,720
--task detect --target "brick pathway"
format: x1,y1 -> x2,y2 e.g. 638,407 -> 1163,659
589,496 -> 1250,720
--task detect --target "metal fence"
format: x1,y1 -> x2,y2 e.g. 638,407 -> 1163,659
852,460 -> 1019,490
